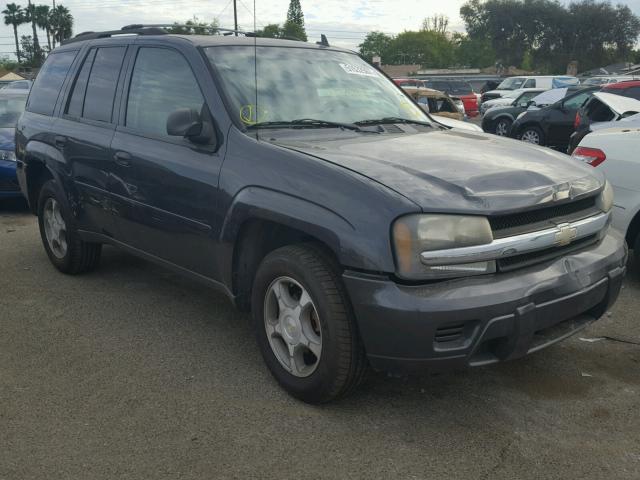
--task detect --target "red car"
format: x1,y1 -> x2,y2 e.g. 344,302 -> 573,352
421,78 -> 480,117
601,79 -> 640,100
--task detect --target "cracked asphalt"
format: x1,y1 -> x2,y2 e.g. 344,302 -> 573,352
1,199 -> 639,480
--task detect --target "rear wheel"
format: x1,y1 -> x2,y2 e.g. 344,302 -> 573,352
37,179 -> 102,274
251,244 -> 367,403
634,234 -> 640,276
519,126 -> 545,145
494,118 -> 512,136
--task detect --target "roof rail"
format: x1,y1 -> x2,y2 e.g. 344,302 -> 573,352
62,24 -> 256,45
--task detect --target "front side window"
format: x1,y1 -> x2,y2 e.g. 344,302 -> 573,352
126,47 -> 205,136
523,79 -> 536,88
206,46 -> 426,126
563,92 -> 590,109
27,50 -> 77,116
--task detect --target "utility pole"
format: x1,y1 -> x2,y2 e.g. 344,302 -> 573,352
233,0 -> 238,36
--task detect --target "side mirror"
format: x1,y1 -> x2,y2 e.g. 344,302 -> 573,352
167,108 -> 215,145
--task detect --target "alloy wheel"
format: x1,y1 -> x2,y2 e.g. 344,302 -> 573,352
43,197 -> 68,259
521,129 -> 540,144
263,276 -> 322,378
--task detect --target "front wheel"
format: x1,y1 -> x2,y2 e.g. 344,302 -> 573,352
519,126 -> 545,145
251,244 -> 367,403
494,118 -> 512,136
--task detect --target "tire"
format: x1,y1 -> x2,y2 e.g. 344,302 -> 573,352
37,179 -> 102,274
519,125 -> 545,146
634,234 -> 640,276
251,244 -> 367,403
494,118 -> 512,136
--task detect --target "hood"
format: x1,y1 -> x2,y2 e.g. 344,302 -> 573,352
272,129 -> 603,214
593,92 -> 640,116
530,88 -> 567,107
430,117 -> 482,132
0,127 -> 15,150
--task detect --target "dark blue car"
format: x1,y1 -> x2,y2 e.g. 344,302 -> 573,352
0,93 -> 27,198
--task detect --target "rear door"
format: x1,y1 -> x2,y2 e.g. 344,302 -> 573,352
55,44 -> 128,236
109,44 -> 225,280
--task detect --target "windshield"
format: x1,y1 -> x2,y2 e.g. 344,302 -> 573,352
0,96 -> 26,127
496,77 -> 525,90
206,46 -> 427,127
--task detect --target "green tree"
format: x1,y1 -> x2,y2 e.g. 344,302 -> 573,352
24,0 -> 42,63
0,55 -> 18,70
452,33 -> 495,68
19,34 -> 35,65
2,3 -> 25,63
284,0 -> 306,41
256,23 -> 282,38
167,17 -> 219,35
35,4 -> 51,51
386,30 -> 455,67
358,31 -> 392,62
49,4 -> 73,47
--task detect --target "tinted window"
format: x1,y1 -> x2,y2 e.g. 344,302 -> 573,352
448,81 -> 473,95
563,92 -> 591,109
27,51 -> 77,115
425,80 -> 450,92
126,48 -> 205,136
66,49 -> 96,118
83,47 -> 126,122
523,79 -> 536,88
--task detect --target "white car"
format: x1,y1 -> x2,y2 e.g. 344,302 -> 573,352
479,88 -> 545,115
482,75 -> 579,102
572,126 -> 640,269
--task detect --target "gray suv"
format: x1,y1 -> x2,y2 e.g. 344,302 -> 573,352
15,26 -> 627,403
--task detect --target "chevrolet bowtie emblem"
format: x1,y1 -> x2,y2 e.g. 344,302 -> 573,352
554,224 -> 578,247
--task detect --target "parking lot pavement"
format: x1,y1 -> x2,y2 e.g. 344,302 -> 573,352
1,204 -> 639,480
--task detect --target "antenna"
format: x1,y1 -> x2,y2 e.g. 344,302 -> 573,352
253,0 -> 259,141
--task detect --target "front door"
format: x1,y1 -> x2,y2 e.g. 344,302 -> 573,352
109,46 -> 225,280
548,91 -> 593,147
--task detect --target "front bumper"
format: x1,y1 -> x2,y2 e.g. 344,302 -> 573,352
0,159 -> 21,198
343,229 -> 627,374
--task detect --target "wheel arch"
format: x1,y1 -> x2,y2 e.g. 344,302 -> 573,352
219,187 -> 356,311
22,140 -> 68,214
625,206 -> 640,248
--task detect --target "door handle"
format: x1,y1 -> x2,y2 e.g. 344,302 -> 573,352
54,135 -> 67,148
113,151 -> 132,167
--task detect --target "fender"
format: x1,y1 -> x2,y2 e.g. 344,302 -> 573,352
218,186 -> 363,291
21,139 -> 75,213
493,112 -> 516,122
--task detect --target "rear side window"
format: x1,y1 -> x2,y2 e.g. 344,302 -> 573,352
125,47 -> 204,137
27,50 -> 77,116
563,92 -> 591,109
66,49 -> 96,118
83,47 -> 126,122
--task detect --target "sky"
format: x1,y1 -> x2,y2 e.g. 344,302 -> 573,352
1,0 -> 640,58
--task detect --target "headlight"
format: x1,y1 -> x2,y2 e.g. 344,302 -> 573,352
0,150 -> 16,162
596,181 -> 614,212
392,214 -> 495,279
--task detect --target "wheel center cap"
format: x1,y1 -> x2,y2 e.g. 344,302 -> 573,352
282,314 -> 301,343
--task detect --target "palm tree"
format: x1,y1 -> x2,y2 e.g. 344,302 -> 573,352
35,4 -> 50,51
2,3 -> 25,63
49,4 -> 72,47
24,0 -> 41,62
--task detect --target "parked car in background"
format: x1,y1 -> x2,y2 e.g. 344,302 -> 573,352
482,75 -> 579,103
481,89 -> 546,136
572,126 -> 640,271
402,86 -> 464,121
16,28 -> 625,403
582,76 -> 638,86
568,92 -> 640,153
392,78 -> 423,88
0,93 -> 27,198
0,80 -> 32,95
600,79 -> 640,100
509,87 -> 598,149
421,78 -> 479,117
480,88 -> 545,116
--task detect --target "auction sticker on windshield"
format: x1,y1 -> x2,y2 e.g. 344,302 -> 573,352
339,63 -> 378,77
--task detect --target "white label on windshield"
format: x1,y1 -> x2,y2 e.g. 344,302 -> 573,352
339,63 -> 378,77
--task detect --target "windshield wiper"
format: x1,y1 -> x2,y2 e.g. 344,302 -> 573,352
354,117 -> 433,127
248,118 -> 364,131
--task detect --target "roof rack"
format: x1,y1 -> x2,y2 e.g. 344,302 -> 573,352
62,24 -> 255,45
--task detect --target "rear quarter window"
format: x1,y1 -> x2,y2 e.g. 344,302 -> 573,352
26,50 -> 77,116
